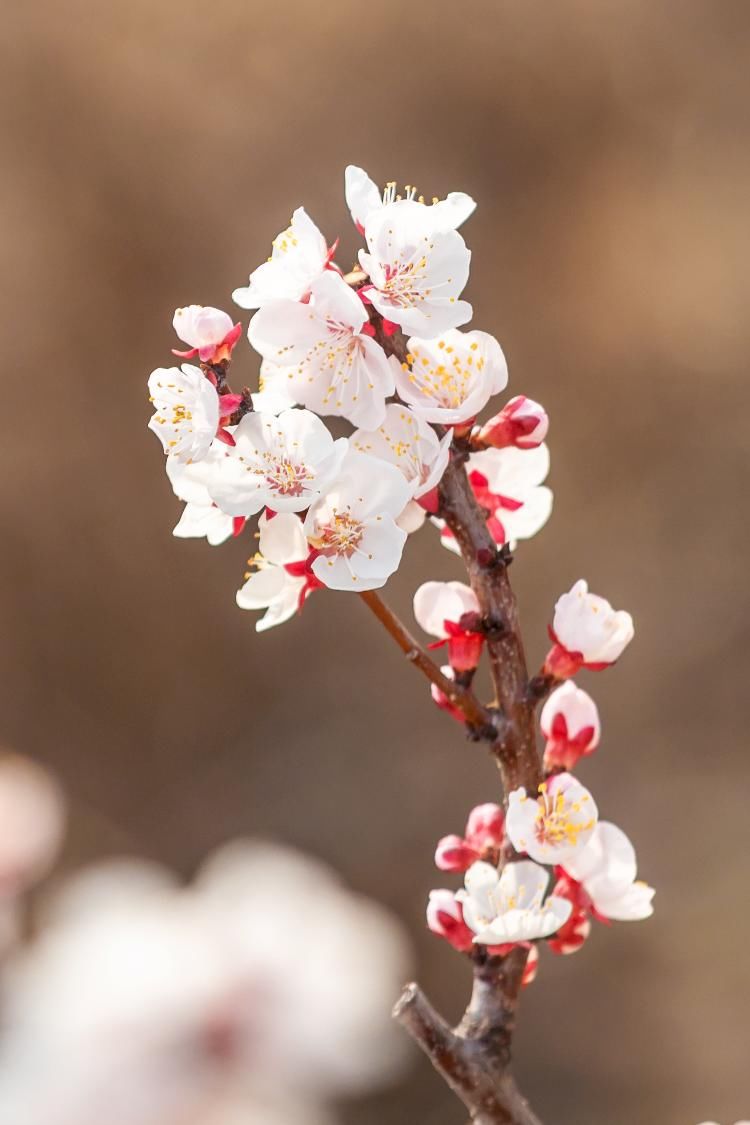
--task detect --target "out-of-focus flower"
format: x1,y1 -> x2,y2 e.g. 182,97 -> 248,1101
205,410 -> 347,518
540,681 -> 601,772
236,513 -> 321,632
395,329 -> 507,424
545,579 -> 634,678
359,203 -> 472,337
172,306 -> 242,365
440,443 -> 552,555
148,364 -> 220,463
0,753 -> 65,901
413,580 -> 483,672
233,208 -> 329,309
506,774 -> 598,866
303,452 -> 411,591
456,860 -> 572,945
477,395 -> 548,450
352,403 -> 451,500
248,272 -> 396,430
0,841 -> 410,1125
560,821 -> 655,922
344,166 -> 476,236
426,889 -> 475,952
434,802 -> 505,872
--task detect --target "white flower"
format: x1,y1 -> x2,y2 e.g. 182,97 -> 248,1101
506,774 -> 598,865
0,842 -> 410,1125
352,404 -> 451,499
540,681 -> 601,769
552,579 -> 635,667
303,452 -> 411,591
205,409 -> 347,518
456,859 -> 572,945
413,581 -> 480,639
236,512 -> 316,632
166,448 -> 234,546
562,822 -> 655,922
233,207 -> 329,309
358,201 -> 472,337
345,165 -> 476,235
248,272 -> 395,430
0,754 -> 65,899
148,364 -> 219,463
172,305 -> 239,362
395,329 -> 508,423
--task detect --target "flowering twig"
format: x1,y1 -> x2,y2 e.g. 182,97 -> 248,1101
148,164 -> 651,1125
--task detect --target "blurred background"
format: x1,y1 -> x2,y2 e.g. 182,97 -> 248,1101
1,0 -> 749,1121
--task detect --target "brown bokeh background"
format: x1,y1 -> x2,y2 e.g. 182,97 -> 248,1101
2,1 -> 749,1122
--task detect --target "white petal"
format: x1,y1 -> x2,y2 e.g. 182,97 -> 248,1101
173,502 -> 233,546
258,511 -> 309,566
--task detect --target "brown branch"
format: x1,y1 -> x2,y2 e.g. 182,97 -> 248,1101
359,589 -> 498,738
364,312 -> 546,1123
394,949 -> 543,1125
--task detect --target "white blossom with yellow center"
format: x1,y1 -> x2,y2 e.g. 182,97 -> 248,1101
248,271 -> 396,430
304,451 -> 412,591
352,403 -> 451,500
147,364 -> 220,464
394,328 -> 508,424
456,859 -> 572,945
206,409 -> 347,518
358,200 -> 472,338
345,164 -> 476,235
233,207 -> 328,309
506,774 -> 598,865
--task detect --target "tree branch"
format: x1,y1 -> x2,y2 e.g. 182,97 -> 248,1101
359,589 -> 498,737
368,315 -> 546,1124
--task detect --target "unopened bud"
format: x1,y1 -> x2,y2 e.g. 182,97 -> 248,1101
478,396 -> 549,450
465,803 -> 505,852
426,890 -> 475,952
541,682 -> 601,771
434,834 -> 480,872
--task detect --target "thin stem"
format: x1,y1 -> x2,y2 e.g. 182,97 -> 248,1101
359,589 -> 497,736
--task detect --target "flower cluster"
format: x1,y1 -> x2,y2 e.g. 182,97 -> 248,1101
426,599 -> 653,975
147,165 -> 551,628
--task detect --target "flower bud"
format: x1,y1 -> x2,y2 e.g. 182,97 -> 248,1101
544,579 -> 634,677
426,890 -> 475,952
465,803 -> 505,852
172,305 -> 242,364
434,834 -> 480,872
430,666 -> 465,724
477,396 -> 549,450
541,682 -> 601,771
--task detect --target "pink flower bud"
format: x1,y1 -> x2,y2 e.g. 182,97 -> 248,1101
434,834 -> 480,872
426,890 -> 475,952
172,306 -> 242,364
547,872 -> 592,954
541,682 -> 601,771
477,396 -> 549,450
465,803 -> 505,851
430,666 -> 465,724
